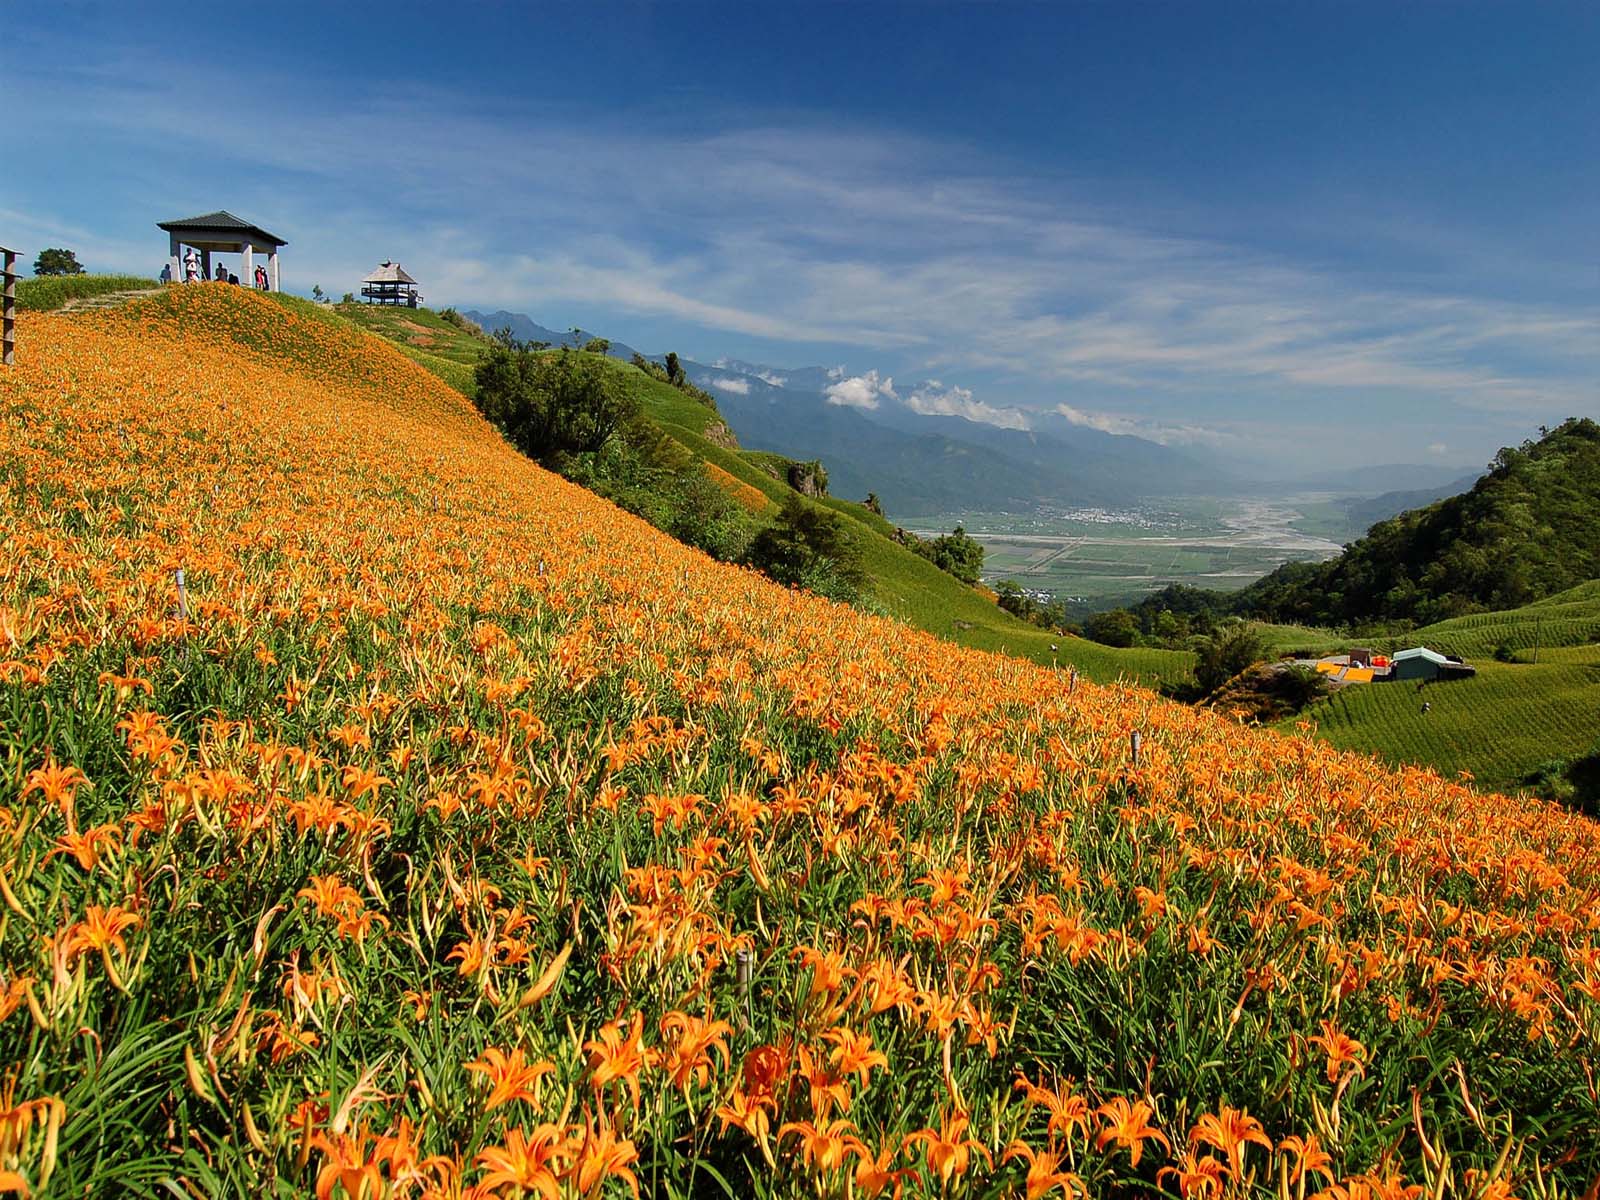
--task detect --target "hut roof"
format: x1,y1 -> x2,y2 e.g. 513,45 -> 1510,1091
157,211 -> 286,247
363,261 -> 418,285
1392,647 -> 1451,665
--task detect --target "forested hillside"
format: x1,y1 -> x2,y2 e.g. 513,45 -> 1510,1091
1234,418 -> 1600,627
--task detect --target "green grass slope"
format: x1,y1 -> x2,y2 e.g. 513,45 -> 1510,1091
15,273 -> 159,311
326,301 -> 1195,688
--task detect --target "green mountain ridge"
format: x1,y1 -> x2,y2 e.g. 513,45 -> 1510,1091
1234,418 -> 1600,628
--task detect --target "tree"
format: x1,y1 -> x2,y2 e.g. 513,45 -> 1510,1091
1084,608 -> 1138,648
33,248 -> 84,276
744,494 -> 865,597
664,352 -> 683,385
917,525 -> 985,586
311,284 -> 326,303
472,343 -> 638,462
582,337 -> 611,355
1193,620 -> 1267,695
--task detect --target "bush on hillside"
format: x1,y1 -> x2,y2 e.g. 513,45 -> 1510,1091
473,341 -> 638,462
438,307 -> 481,335
1084,608 -> 1139,648
1194,619 -> 1269,695
995,580 -> 1072,632
909,524 -> 985,586
744,493 -> 865,603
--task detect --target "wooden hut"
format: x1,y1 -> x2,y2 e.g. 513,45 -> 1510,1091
361,261 -> 421,307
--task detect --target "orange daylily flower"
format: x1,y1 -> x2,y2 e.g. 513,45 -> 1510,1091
463,1047 -> 555,1112
583,1012 -> 657,1109
1094,1096 -> 1170,1168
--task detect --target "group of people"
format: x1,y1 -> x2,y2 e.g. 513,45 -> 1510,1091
160,247 -> 270,289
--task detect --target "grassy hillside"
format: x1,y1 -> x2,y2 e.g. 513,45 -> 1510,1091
15,273 -> 159,311
1280,582 -> 1600,792
326,297 -> 1194,689
4,283 -> 1597,1196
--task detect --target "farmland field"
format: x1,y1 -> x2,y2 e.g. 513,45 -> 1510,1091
907,499 -> 1344,605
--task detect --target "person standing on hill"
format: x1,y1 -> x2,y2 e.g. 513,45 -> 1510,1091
255,264 -> 268,290
183,247 -> 199,282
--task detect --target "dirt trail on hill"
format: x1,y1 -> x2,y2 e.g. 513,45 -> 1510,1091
58,287 -> 165,312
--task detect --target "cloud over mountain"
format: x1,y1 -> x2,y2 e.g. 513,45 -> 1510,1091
825,370 -> 897,410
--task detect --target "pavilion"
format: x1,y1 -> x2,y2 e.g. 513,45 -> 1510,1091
361,261 -> 421,307
158,211 -> 285,289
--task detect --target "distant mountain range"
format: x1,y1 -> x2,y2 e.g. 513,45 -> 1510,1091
460,307 -> 1479,520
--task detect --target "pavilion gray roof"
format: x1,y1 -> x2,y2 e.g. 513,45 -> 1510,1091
157,211 -> 286,247
363,261 -> 418,285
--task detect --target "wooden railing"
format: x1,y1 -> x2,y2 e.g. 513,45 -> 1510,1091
1,246 -> 15,367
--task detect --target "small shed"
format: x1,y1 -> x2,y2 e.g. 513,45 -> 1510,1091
1391,647 -> 1476,682
361,261 -> 421,307
1348,647 -> 1373,668
159,211 -> 285,289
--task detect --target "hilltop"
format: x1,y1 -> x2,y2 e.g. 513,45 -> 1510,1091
1,284 -> 1598,1195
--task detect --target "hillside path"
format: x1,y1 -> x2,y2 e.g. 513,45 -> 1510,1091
59,287 -> 164,312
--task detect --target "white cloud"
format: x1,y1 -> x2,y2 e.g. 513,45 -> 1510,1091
1055,404 -> 1236,447
1427,442 -> 1449,456
708,376 -> 751,394
824,369 -> 896,410
904,382 -> 1030,430
755,370 -> 787,387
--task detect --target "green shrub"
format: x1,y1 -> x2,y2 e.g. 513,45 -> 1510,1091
473,342 -> 638,462
1084,608 -> 1139,648
910,524 -> 985,586
744,494 -> 865,602
1194,620 -> 1268,695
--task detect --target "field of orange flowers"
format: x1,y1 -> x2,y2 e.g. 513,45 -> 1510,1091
1,284 -> 1597,1198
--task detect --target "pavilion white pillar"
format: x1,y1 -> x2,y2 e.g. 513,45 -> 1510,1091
268,250 -> 279,292
241,241 -> 254,289
167,234 -> 180,284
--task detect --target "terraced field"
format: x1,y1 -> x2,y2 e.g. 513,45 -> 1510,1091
1290,583 -> 1600,791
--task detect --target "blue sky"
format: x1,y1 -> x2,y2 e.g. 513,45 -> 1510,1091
5,0 -> 1599,470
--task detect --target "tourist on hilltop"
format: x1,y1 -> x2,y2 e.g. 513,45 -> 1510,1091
255,264 -> 268,289
159,263 -> 172,284
183,247 -> 199,282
